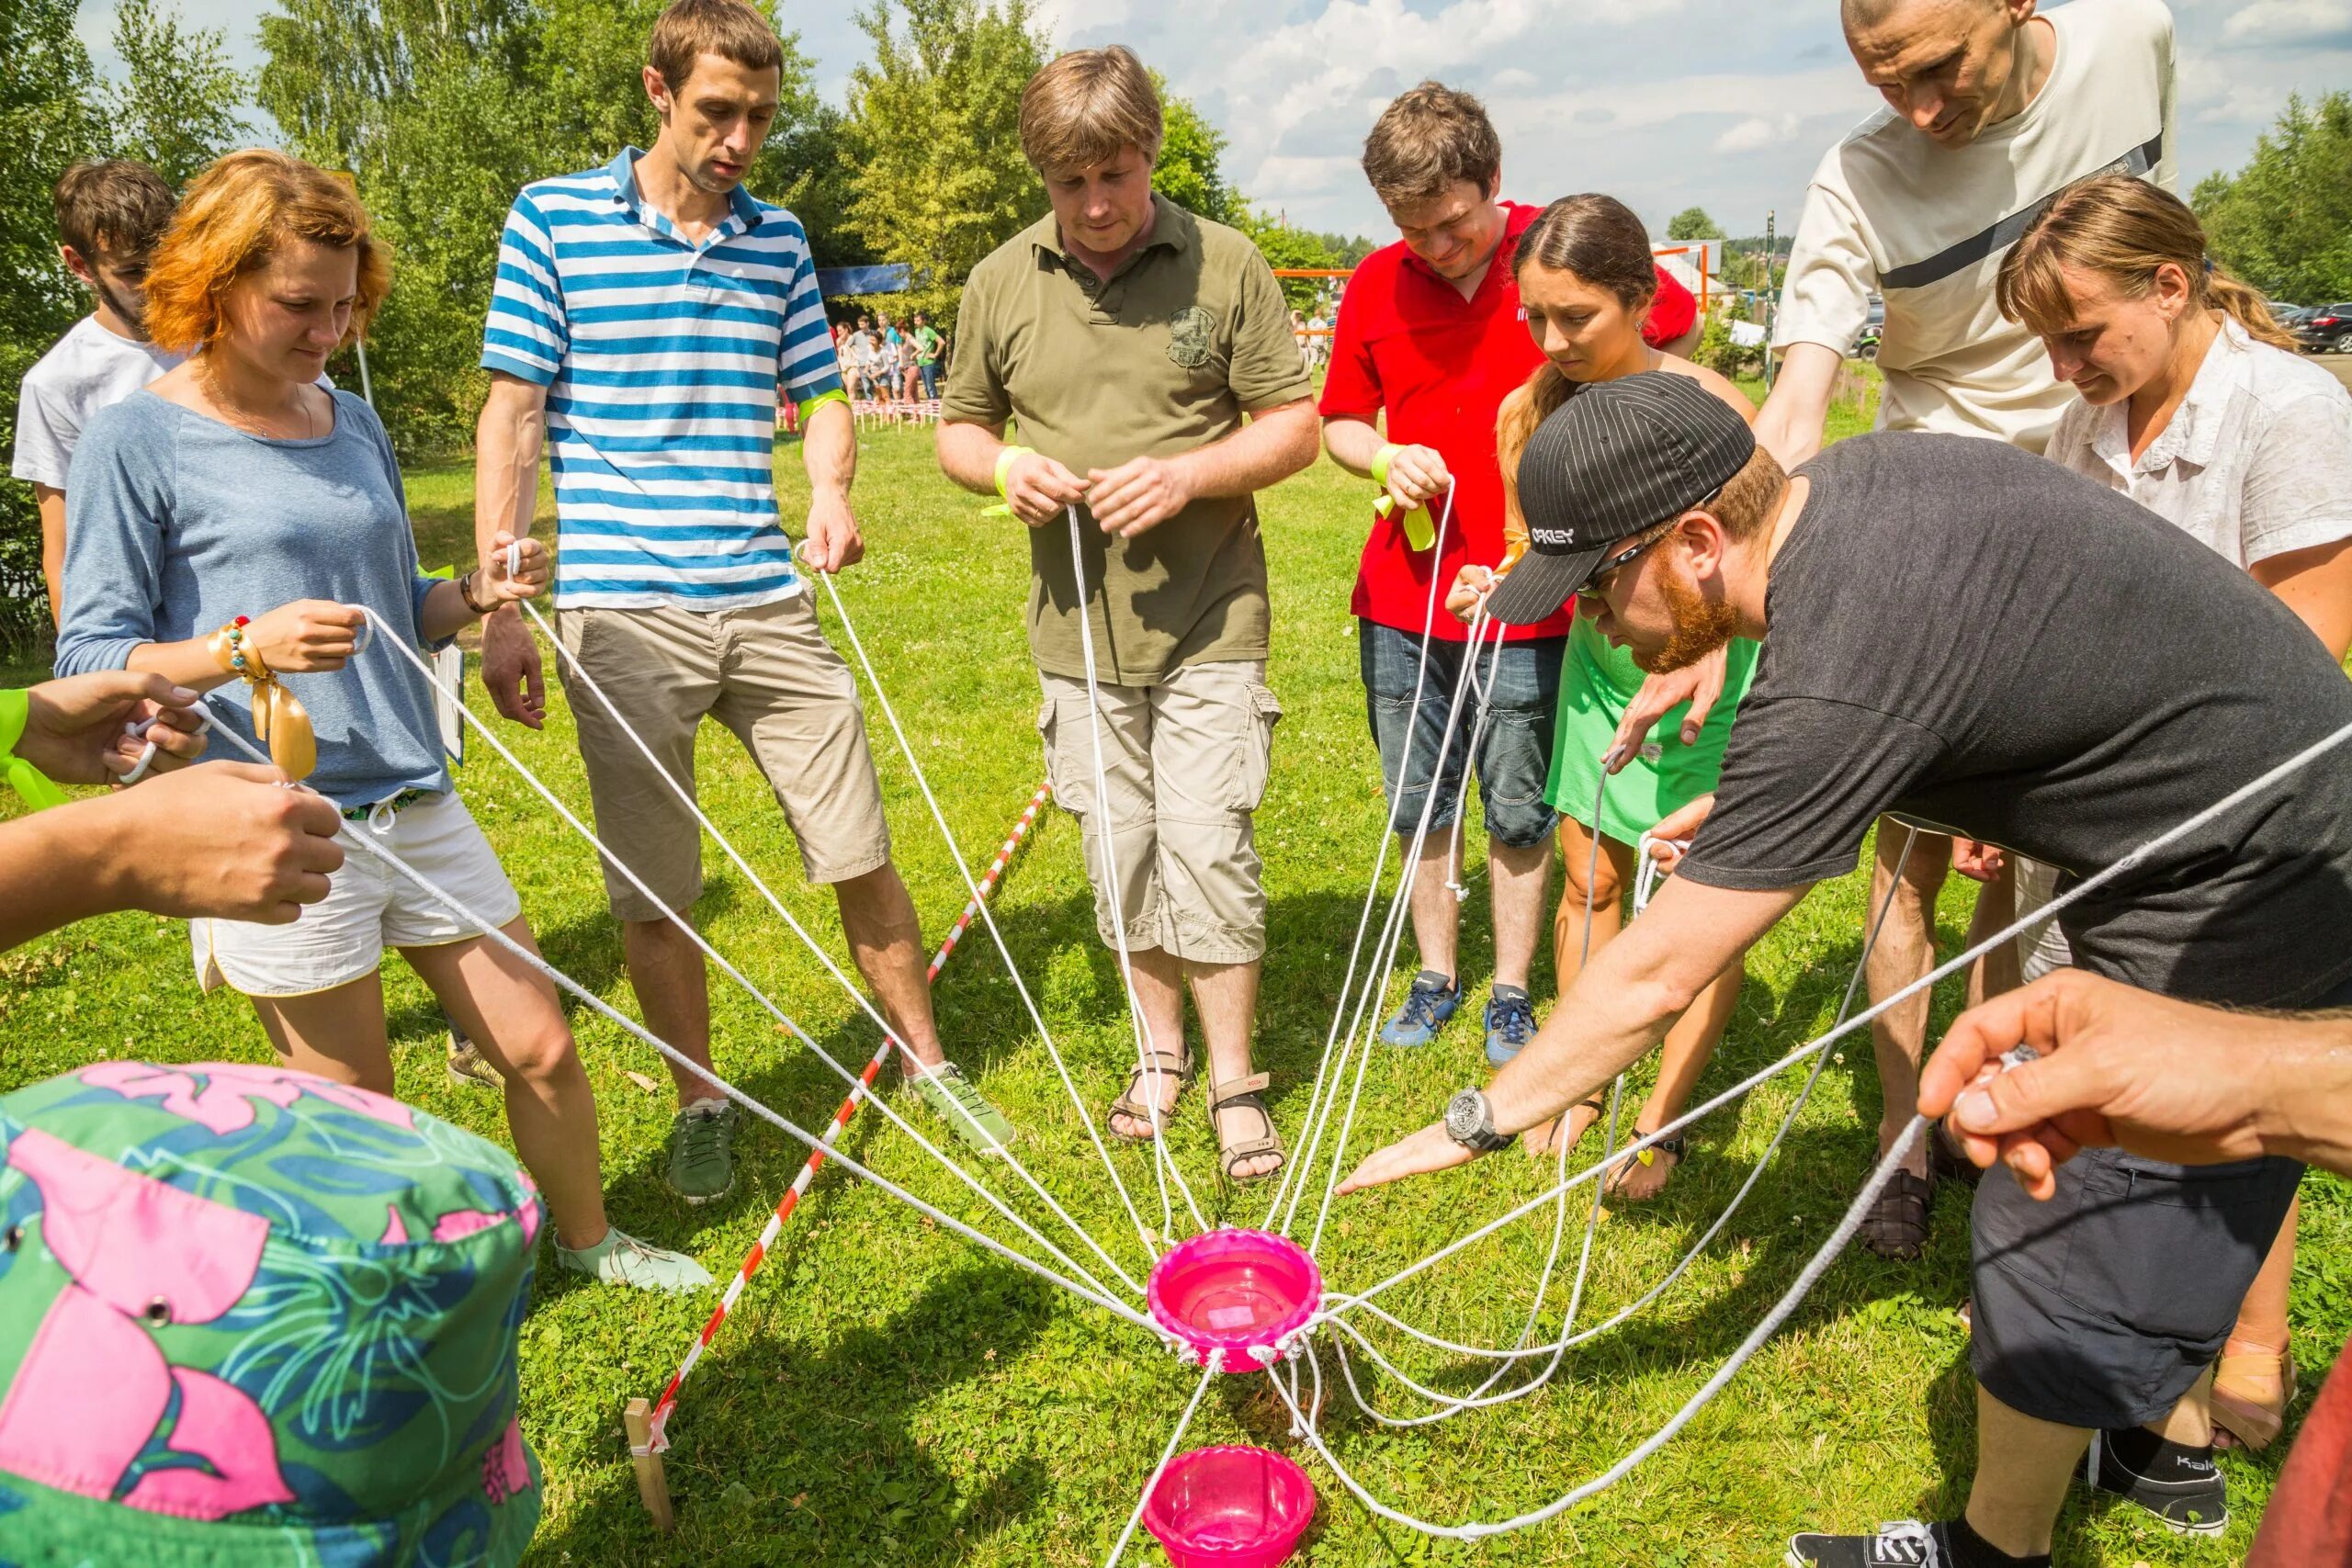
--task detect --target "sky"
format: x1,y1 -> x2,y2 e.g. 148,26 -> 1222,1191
76,0 -> 2352,243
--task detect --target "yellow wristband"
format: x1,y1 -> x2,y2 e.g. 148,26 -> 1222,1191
1370,443 -> 1404,489
797,388 -> 850,426
994,446 -> 1035,499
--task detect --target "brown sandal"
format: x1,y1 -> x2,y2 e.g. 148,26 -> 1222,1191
1108,1046 -> 1193,1143
2211,1348 -> 2297,1451
1207,1071 -> 1285,1183
1856,1169 -> 1933,1260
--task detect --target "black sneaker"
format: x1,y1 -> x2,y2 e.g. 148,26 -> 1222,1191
2085,1427 -> 2227,1535
1787,1518 -> 1952,1566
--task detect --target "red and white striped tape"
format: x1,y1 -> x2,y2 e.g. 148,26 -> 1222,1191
646,781 -> 1053,1450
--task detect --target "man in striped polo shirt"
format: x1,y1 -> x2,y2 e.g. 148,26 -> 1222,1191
473,0 -> 1013,1201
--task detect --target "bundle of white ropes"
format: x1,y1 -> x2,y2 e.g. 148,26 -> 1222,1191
187,513 -> 2352,1558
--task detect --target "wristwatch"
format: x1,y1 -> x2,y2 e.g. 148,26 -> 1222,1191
1443,1088 -> 1514,1154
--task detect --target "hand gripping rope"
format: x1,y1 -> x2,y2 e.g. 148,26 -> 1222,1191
643,783 -> 1052,1454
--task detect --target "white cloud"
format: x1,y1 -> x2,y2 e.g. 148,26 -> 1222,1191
1713,113 -> 1804,154
2221,0 -> 2352,44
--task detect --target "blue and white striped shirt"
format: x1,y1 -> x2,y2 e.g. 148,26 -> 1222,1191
481,148 -> 843,611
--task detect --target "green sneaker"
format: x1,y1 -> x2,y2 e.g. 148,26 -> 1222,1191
665,1100 -> 738,1204
909,1061 -> 1016,1155
445,1022 -> 502,1089
556,1226 -> 713,1293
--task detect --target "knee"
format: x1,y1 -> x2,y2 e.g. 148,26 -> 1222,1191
494,1012 -> 583,1088
1560,851 -> 1623,907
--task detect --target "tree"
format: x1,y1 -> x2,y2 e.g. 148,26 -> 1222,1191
1316,231 -> 1377,268
1154,84 -> 1242,227
1666,206 -> 1725,242
0,0 -> 106,650
2194,91 -> 2352,306
840,0 -> 1047,325
1236,210 -> 1337,310
106,0 -> 254,187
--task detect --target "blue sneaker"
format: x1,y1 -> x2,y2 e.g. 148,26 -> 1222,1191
1380,970 -> 1461,1047
1485,985 -> 1537,1066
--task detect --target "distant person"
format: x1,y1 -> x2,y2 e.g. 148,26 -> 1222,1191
1321,81 -> 1703,1064
473,0 -> 1013,1199
1997,172 -> 2352,1458
1753,0 -> 2177,1261
56,148 -> 706,1293
12,160 -> 178,627
936,45 -> 1318,1180
912,310 -> 944,399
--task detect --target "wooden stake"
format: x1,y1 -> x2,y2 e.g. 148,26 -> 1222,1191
623,1397 -> 673,1531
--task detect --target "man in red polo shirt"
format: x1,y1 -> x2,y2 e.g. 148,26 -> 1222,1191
1322,80 -> 1699,1062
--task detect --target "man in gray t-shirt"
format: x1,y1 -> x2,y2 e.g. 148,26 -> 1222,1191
1340,374 -> 2352,1563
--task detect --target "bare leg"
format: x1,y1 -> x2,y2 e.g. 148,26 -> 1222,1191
1487,835 -> 1552,993
1405,832 -> 1459,985
1109,944 -> 1189,1140
1532,818 -> 1632,1158
833,862 -> 945,1071
2213,1197 -> 2299,1449
1964,1385 -> 2090,1558
2149,1366 -> 2215,1447
1965,860 -> 2019,1006
1609,960 -> 1747,1201
1190,958 -> 1276,1179
1865,823 -> 1951,1179
621,916 -> 717,1107
406,919 -> 610,1252
250,970 -> 398,1098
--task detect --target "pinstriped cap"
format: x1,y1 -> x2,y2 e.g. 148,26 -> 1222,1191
1487,371 -> 1755,626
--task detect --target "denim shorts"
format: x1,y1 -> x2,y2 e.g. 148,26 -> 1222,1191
1359,619 -> 1565,850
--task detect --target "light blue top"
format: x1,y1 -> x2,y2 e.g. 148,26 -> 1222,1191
54,388 -> 451,810
480,148 -> 844,613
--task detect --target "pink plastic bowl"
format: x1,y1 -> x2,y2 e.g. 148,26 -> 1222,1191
1148,1228 -> 1322,1372
1143,1445 -> 1316,1568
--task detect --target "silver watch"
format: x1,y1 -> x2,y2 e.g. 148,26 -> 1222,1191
1444,1088 -> 1512,1154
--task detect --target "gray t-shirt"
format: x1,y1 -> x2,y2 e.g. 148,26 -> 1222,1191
1679,431 -> 2352,1009
54,389 -> 450,810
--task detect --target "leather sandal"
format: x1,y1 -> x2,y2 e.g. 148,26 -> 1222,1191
1108,1046 -> 1192,1143
1207,1071 -> 1285,1184
2211,1347 -> 2297,1452
1856,1168 -> 1934,1260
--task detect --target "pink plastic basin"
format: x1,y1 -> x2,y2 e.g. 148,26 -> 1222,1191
1143,1445 -> 1316,1568
1147,1228 -> 1322,1371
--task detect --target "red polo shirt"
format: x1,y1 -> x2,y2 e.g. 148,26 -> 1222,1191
1323,202 -> 1698,642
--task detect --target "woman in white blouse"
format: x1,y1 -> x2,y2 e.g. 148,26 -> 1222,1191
1996,173 -> 2352,1457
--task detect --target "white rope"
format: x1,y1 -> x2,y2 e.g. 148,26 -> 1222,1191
190,696 -> 1162,1337
808,566 -> 1160,1262
1102,1351 -> 1223,1567
1263,488 -> 1457,1229
1061,504 -> 1210,1238
1300,610 -> 1504,1252
358,610 -> 1144,1302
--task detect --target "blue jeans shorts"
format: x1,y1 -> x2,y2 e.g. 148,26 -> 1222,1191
1359,618 -> 1564,850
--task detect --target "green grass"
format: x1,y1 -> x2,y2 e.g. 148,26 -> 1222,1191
4,423 -> 2340,1567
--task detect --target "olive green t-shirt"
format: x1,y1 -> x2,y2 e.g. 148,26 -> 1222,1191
945,196 -> 1314,685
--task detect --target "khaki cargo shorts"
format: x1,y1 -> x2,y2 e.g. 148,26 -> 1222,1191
1036,660 -> 1281,964
557,593 -> 892,921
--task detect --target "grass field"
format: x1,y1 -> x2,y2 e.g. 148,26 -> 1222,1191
3,384 -> 2343,1565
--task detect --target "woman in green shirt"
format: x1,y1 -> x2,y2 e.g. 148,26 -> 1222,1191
1451,195 -> 1757,1198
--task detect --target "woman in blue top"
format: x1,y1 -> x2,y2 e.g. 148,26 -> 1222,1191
56,150 -> 707,1293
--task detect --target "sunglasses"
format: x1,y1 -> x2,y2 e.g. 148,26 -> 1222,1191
1577,526 -> 1671,598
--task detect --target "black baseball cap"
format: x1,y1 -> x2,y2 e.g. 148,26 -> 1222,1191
1487,372 -> 1757,626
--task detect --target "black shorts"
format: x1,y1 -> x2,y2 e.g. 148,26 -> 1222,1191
1967,972 -> 2352,1430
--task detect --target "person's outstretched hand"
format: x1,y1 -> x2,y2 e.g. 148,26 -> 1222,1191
18,671 -> 208,784
107,762 -> 345,923
1337,1121 -> 1476,1195
1608,643 -> 1728,770
1920,970 -> 2273,1200
1638,794 -> 1715,874
1445,564 -> 1494,624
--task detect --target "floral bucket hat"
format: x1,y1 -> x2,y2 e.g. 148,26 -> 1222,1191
0,1061 -> 543,1566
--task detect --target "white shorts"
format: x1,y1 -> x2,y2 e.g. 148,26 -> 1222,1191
192,792 -> 522,998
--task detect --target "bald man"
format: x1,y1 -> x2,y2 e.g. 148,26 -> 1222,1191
1749,0 -> 2177,1270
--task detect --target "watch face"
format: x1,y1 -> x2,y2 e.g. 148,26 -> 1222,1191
1445,1089 -> 1485,1145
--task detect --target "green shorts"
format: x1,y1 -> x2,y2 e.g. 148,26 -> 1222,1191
1544,615 -> 1758,846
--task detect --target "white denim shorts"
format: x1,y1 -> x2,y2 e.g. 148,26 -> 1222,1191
191,791 -> 521,998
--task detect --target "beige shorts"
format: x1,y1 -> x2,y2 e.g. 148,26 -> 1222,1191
1036,660 -> 1281,964
557,593 -> 892,921
193,792 -> 521,998
2010,854 -> 2075,980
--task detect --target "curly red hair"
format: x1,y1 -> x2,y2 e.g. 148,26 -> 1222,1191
143,150 -> 392,356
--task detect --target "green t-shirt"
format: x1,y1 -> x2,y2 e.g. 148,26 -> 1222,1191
944,196 -> 1315,685
914,325 -> 942,364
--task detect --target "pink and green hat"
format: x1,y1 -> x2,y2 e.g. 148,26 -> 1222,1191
0,1061 -> 543,1566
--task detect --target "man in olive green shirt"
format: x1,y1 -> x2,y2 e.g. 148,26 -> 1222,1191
937,45 -> 1317,1182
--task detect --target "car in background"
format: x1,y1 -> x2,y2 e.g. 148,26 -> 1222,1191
2295,303 -> 2352,355
1851,294 -> 1885,360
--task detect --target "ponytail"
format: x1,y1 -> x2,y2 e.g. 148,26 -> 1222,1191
2204,268 -> 2300,352
1496,360 -> 1579,564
